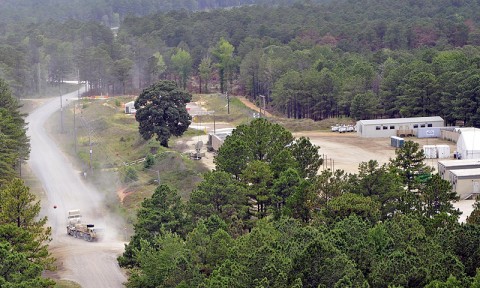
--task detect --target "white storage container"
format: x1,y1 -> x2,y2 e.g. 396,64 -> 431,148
436,144 -> 451,159
423,145 -> 437,159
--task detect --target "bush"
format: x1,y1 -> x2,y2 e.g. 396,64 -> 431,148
144,154 -> 155,168
124,167 -> 138,183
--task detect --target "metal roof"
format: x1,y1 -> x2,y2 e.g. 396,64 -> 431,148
438,159 -> 480,168
451,168 -> 480,177
357,116 -> 444,126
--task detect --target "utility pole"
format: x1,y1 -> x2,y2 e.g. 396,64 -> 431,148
226,92 -> 230,114
60,84 -> 64,133
73,104 -> 77,153
77,69 -> 80,99
89,134 -> 93,174
259,95 -> 266,118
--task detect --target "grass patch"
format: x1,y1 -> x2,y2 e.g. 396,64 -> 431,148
192,93 -> 256,126
54,280 -> 81,288
192,93 -> 355,132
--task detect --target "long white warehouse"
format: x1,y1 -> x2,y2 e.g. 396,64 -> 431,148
356,116 -> 444,138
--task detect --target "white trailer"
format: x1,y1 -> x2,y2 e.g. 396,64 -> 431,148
438,159 -> 480,180
449,168 -> 480,200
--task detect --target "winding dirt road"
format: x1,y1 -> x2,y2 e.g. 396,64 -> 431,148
26,91 -> 127,287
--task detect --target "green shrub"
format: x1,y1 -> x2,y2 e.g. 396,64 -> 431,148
144,154 -> 155,168
124,167 -> 138,183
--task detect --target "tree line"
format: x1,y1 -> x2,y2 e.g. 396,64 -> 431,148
2,0 -> 480,125
0,79 -> 54,286
0,0 -> 332,26
119,118 -> 480,287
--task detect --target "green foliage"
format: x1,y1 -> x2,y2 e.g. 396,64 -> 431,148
390,140 -> 428,185
125,233 -> 190,288
288,136 -> 322,179
198,56 -> 212,93
0,79 -> 29,183
118,184 -> 187,268
124,167 -> 138,183
112,58 -> 134,95
212,38 -> 235,93
348,160 -> 404,219
134,80 -> 192,147
171,48 -> 193,90
0,242 -> 55,287
143,154 -> 155,169
467,200 -> 480,225
322,193 -> 381,224
290,237 -> 366,287
0,178 -> 55,286
188,171 -> 249,229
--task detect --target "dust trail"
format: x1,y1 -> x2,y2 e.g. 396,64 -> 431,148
27,89 -> 127,288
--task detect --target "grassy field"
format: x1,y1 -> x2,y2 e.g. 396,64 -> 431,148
192,93 -> 258,126
191,93 -> 355,132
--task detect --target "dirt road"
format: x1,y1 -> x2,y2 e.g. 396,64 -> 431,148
27,91 -> 126,287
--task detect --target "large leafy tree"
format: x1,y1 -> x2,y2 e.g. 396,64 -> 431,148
134,80 -> 192,147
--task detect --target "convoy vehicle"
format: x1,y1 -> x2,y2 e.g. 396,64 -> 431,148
67,223 -> 100,241
66,209 -> 101,242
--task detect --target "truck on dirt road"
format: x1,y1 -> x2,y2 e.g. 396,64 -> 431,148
66,209 -> 101,242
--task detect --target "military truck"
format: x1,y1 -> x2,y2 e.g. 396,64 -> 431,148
66,209 -> 101,242
67,223 -> 100,241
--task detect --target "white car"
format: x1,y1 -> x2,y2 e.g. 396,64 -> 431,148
331,125 -> 339,132
338,125 -> 347,133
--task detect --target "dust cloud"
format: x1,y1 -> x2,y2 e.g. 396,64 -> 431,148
27,89 -> 127,288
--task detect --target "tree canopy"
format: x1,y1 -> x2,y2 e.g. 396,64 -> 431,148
134,80 -> 192,147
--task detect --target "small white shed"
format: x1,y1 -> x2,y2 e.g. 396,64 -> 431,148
125,101 -> 136,114
206,128 -> 234,152
449,168 -> 480,200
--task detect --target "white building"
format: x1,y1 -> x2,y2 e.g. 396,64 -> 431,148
356,116 -> 444,138
449,168 -> 480,200
456,128 -> 480,159
438,159 -> 480,180
125,101 -> 136,114
206,128 -> 234,152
